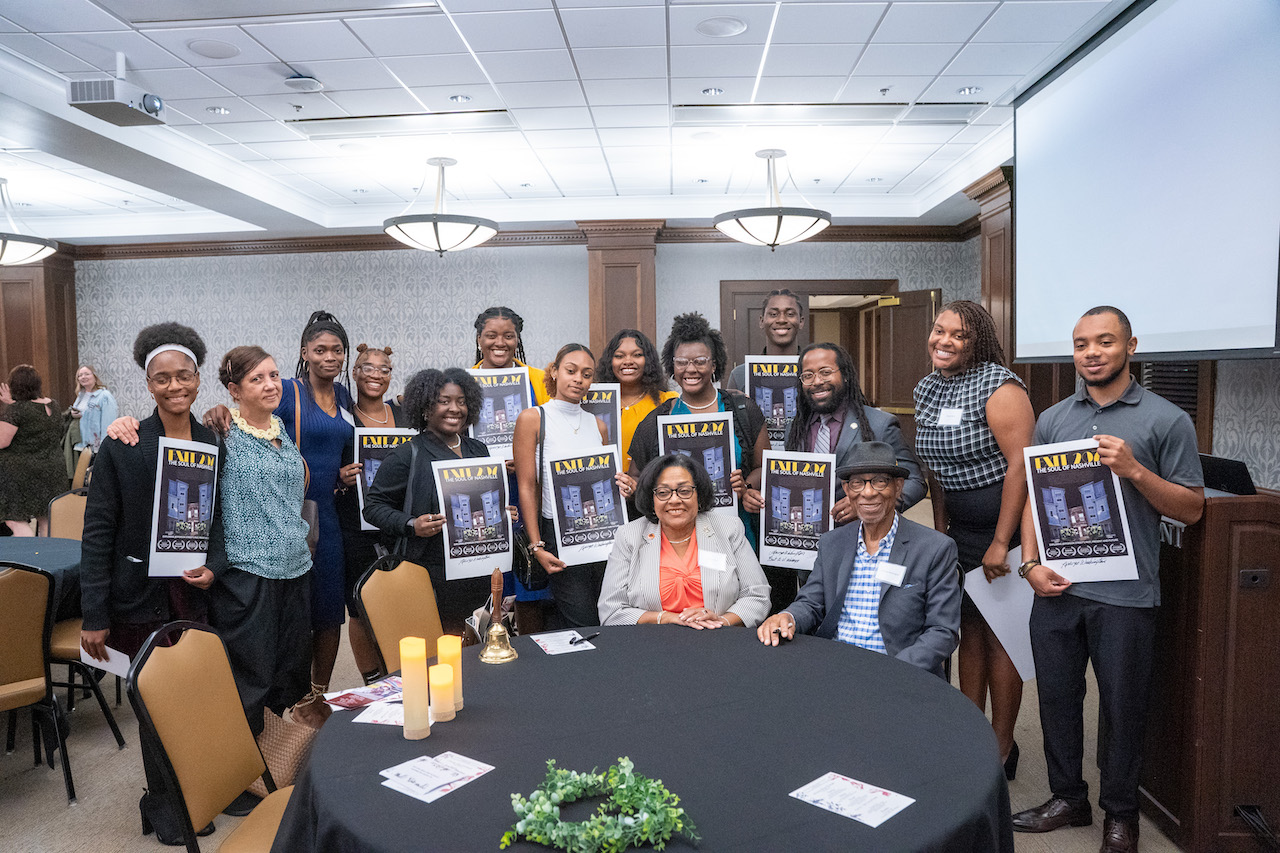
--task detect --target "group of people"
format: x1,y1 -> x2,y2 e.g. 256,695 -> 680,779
62,293 -> 1199,853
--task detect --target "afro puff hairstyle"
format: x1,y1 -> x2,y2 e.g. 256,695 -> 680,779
132,322 -> 207,370
660,312 -> 727,382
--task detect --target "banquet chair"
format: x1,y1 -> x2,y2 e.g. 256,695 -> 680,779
128,621 -> 294,853
46,488 -> 88,539
71,448 -> 93,490
0,562 -> 76,803
355,557 -> 443,681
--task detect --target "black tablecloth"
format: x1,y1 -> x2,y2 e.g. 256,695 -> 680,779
0,537 -> 82,622
273,627 -> 1014,853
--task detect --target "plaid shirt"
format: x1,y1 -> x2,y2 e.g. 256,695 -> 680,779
913,362 -> 1024,491
835,514 -> 899,653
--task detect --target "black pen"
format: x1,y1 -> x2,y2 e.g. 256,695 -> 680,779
570,632 -> 601,645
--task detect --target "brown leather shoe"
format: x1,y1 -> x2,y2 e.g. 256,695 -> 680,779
1101,816 -> 1139,852
1012,797 -> 1093,833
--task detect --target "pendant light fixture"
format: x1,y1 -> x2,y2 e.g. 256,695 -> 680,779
713,149 -> 831,250
384,157 -> 498,256
0,178 -> 57,266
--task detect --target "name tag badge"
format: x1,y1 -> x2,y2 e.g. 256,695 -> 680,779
701,551 -> 728,572
875,561 -> 907,587
938,407 -> 963,426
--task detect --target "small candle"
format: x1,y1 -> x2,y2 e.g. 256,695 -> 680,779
437,635 -> 463,710
400,637 -> 430,740
429,664 -> 456,722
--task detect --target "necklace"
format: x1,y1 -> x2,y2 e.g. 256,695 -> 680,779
680,394 -> 718,411
620,391 -> 645,410
556,402 -> 584,434
356,402 -> 389,425
231,408 -> 280,441
666,532 -> 693,545
447,435 -> 461,450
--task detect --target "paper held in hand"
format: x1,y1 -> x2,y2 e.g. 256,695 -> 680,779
1023,438 -> 1138,583
757,450 -> 836,572
354,428 -> 415,530
432,457 -> 514,580
148,437 -> 218,577
657,411 -> 737,517
467,367 -> 533,461
546,446 -> 629,566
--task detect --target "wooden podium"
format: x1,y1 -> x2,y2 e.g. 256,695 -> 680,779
1141,489 -> 1280,851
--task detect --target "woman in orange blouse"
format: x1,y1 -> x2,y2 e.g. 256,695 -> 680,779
598,454 -> 770,628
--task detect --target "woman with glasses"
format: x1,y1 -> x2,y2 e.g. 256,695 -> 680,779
599,453 -> 770,628
913,300 -> 1036,781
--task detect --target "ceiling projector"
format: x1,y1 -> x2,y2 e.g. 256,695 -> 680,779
67,78 -> 166,126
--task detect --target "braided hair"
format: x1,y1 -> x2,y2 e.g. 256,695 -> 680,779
660,313 -> 728,382
938,300 -> 1006,370
594,329 -> 667,403
402,368 -> 482,433
294,310 -> 350,387
472,306 -> 528,365
785,342 -> 876,451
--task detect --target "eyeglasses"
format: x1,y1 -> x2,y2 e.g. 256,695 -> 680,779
799,367 -> 839,385
147,370 -> 199,387
653,485 -> 696,500
356,365 -> 392,377
844,475 -> 893,492
672,357 -> 711,369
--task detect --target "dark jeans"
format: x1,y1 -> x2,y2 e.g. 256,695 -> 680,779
540,516 -> 605,629
1030,594 -> 1156,819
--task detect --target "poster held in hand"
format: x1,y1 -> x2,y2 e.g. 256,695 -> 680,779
432,457 -> 513,580
744,356 -> 800,450
1024,438 -> 1137,583
758,450 -> 836,571
546,447 -> 629,565
466,367 -> 532,461
149,437 -> 218,577
355,428 -> 416,530
657,411 -> 737,517
579,383 -> 621,449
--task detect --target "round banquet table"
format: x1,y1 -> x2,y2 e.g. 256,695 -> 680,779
0,536 -> 82,621
272,626 -> 1014,853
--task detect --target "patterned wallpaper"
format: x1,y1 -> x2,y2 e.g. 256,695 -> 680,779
1213,359 -> 1280,490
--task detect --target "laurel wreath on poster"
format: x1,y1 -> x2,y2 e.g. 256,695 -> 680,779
499,758 -> 699,853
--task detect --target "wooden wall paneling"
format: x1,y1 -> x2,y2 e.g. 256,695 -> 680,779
0,256 -> 77,396
580,220 -> 661,359
1,271 -> 38,375
964,166 -> 1014,357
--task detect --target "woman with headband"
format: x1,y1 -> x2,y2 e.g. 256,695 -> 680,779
80,322 -> 221,845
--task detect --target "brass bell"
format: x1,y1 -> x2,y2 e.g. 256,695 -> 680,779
479,621 -> 518,664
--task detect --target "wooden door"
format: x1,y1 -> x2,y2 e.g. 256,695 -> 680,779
864,288 -> 940,445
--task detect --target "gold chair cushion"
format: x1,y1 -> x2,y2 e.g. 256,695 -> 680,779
360,560 -> 443,674
50,619 -> 83,660
0,677 -> 46,713
216,785 -> 294,853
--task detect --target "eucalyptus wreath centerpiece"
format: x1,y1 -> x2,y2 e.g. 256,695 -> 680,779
500,758 -> 699,853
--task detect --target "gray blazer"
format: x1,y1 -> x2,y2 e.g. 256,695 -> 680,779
598,513 -> 772,628
786,515 -> 961,678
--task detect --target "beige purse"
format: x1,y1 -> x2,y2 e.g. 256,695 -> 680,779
249,708 -> 317,797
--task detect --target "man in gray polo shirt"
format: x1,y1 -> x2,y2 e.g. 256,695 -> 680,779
1011,306 -> 1204,853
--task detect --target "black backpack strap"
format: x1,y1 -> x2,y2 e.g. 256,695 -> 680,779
722,390 -> 757,475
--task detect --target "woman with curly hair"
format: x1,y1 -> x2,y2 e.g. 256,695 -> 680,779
472,305 -> 549,404
0,364 -> 66,536
593,328 -> 674,472
363,368 -> 495,633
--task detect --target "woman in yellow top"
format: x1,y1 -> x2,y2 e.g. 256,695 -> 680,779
471,305 -> 549,405
593,329 -> 674,470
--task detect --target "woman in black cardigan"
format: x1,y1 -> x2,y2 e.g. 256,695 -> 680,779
363,367 -> 497,634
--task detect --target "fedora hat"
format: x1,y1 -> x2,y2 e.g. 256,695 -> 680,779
835,441 -> 909,481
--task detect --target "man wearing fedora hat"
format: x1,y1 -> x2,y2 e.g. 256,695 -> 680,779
757,441 -> 961,678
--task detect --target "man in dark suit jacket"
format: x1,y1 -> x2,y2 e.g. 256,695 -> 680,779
758,441 -> 960,678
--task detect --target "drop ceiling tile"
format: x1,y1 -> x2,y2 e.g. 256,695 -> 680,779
837,76 -> 933,103
201,62 -> 313,97
944,42 -> 1058,76
559,6 -> 666,48
880,124 -> 961,144
582,77 -> 667,106
287,59 -> 403,91
592,105 -> 669,128
509,106 -> 594,130
947,124 -> 1003,144
245,139 -> 327,159
45,29 -> 184,70
931,142 -> 978,161
970,105 -> 1011,125
974,1 -> 1113,43
169,124 -> 234,145
121,67 -> 231,100
0,33 -> 102,73
140,26 -> 278,66
208,142 -> 269,161
771,3 -> 885,45
438,0 -> 554,10
495,80 -> 587,109
598,127 -> 669,146
408,84 -> 504,112
0,0 -> 128,33
765,44 -> 861,78
872,2 -> 997,44
243,21 -> 371,62
671,45 -> 764,77
452,10 -> 567,52
383,54 -> 488,87
476,49 -> 577,83
573,47 -> 667,79
540,149 -> 608,170
919,75 -> 1022,103
670,77 -> 755,103
345,13 -> 467,57
669,4 -> 777,46
607,148 -> 671,169
325,88 -> 426,116
244,159 -> 296,176
523,129 -> 601,148
243,93 -> 349,121
0,17 -> 20,33
754,77 -> 846,104
164,96 -> 272,123
854,43 -> 961,77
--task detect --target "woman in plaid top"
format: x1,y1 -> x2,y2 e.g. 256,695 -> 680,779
913,300 -> 1036,781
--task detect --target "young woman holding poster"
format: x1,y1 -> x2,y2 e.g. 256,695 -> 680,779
593,329 -> 675,472
472,305 -> 549,405
513,344 -> 637,628
80,322 -> 220,845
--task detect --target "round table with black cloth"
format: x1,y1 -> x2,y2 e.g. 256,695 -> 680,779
272,626 -> 1014,853
0,536 -> 82,621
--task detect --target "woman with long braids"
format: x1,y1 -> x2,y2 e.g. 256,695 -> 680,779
913,299 -> 1036,781
593,328 -> 674,472
472,305 -> 549,405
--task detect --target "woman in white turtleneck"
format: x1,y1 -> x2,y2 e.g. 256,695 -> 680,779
513,343 -> 636,628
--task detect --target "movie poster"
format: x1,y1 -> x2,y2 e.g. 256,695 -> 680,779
758,450 -> 836,570
467,367 -> 533,460
579,383 -> 621,451
546,448 -> 629,565
1024,438 -> 1138,583
431,457 -> 513,580
149,437 -> 219,577
355,428 -> 416,530
744,356 -> 800,450
657,412 -> 737,517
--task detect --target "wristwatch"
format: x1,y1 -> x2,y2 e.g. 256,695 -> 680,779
1018,559 -> 1041,578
